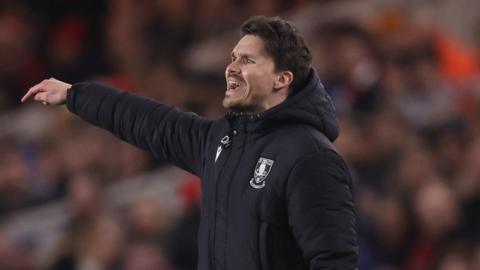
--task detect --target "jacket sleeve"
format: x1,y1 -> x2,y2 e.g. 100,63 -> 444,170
286,149 -> 358,270
66,82 -> 212,176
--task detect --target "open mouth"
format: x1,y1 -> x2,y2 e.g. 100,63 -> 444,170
226,78 -> 243,92
228,80 -> 240,90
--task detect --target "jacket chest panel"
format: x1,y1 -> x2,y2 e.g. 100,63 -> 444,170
212,145 -> 287,222
202,129 -> 301,225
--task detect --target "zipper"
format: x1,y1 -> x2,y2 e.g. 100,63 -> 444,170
210,133 -> 232,269
222,131 -> 248,268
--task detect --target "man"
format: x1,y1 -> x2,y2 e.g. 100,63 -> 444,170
22,16 -> 357,269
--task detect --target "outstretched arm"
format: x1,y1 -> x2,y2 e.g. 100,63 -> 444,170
22,79 -> 212,176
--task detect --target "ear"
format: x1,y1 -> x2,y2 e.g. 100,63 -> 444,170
273,71 -> 294,91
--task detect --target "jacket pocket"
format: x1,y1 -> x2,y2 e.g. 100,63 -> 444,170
259,221 -> 271,270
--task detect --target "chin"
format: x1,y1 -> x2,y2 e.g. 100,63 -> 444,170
222,98 -> 243,111
222,97 -> 235,109
223,90 -> 248,110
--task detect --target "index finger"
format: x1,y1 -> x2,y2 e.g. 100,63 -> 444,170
21,82 -> 46,103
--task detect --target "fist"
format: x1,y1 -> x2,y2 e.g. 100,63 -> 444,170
21,78 -> 72,106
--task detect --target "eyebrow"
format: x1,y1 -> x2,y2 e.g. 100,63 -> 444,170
231,51 -> 256,59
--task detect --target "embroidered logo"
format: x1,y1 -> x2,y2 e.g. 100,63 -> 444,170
215,135 -> 230,162
215,146 -> 222,162
250,157 -> 274,189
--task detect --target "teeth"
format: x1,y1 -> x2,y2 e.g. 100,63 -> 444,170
228,80 -> 239,89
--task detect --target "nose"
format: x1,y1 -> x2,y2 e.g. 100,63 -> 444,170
226,60 -> 240,76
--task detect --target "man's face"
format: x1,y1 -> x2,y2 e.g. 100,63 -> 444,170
223,35 -> 278,112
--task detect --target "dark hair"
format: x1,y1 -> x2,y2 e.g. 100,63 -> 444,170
241,16 -> 312,94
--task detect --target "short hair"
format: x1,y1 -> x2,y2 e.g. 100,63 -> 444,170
241,16 -> 312,94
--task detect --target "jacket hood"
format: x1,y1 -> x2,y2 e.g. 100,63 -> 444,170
226,68 -> 339,142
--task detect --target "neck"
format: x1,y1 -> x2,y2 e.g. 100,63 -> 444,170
261,93 -> 287,112
248,89 -> 289,113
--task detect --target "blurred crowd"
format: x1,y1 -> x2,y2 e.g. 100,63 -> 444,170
0,0 -> 480,269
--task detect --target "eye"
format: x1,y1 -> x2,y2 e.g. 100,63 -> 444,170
243,58 -> 254,64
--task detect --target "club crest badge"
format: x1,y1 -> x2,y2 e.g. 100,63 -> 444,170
250,157 -> 274,189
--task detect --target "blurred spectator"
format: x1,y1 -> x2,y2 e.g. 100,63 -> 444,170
46,16 -> 90,82
0,138 -> 31,214
390,45 -> 459,130
49,171 -> 102,269
166,174 -> 201,270
124,198 -> 171,244
121,241 -> 172,270
404,181 -> 461,270
0,2 -> 45,111
0,226 -> 37,270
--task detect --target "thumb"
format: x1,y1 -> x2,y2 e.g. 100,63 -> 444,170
34,92 -> 48,102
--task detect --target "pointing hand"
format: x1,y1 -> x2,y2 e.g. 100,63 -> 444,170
21,78 -> 72,106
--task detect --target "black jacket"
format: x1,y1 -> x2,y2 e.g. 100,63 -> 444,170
67,69 -> 358,270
